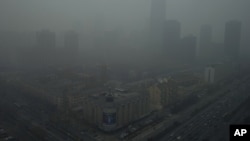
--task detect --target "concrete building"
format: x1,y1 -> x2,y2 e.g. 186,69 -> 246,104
224,20 -> 242,61
79,89 -> 150,132
204,63 -> 233,84
148,78 -> 178,110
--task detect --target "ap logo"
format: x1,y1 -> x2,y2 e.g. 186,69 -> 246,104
234,129 -> 247,136
230,125 -> 250,141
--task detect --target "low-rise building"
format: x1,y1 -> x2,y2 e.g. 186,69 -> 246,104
204,63 -> 234,84
79,89 -> 150,132
148,78 -> 178,111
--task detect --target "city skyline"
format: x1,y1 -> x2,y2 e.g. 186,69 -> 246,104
0,0 -> 249,42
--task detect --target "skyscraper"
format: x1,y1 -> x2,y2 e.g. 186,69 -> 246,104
224,20 -> 242,61
150,0 -> 166,47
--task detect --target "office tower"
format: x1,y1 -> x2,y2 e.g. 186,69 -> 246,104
36,29 -> 56,49
150,0 -> 166,47
181,35 -> 197,63
224,20 -> 242,61
64,31 -> 79,51
163,20 -> 181,55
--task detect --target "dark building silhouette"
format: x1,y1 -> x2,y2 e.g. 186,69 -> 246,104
36,29 -> 56,49
163,20 -> 181,56
150,0 -> 166,47
224,20 -> 242,61
181,35 -> 197,64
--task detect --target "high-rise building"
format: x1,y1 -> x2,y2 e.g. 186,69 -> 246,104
224,20 -> 242,61
36,29 -> 56,49
150,0 -> 166,47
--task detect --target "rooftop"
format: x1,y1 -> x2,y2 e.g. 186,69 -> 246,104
87,88 -> 145,107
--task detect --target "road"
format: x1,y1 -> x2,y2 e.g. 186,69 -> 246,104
158,75 -> 250,141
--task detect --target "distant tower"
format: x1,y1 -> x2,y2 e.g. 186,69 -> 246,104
36,29 -> 56,49
224,20 -> 242,61
150,0 -> 166,47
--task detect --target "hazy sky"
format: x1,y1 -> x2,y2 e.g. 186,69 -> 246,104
0,0 -> 249,42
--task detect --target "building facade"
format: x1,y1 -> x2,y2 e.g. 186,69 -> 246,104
80,89 -> 150,132
148,78 -> 178,111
